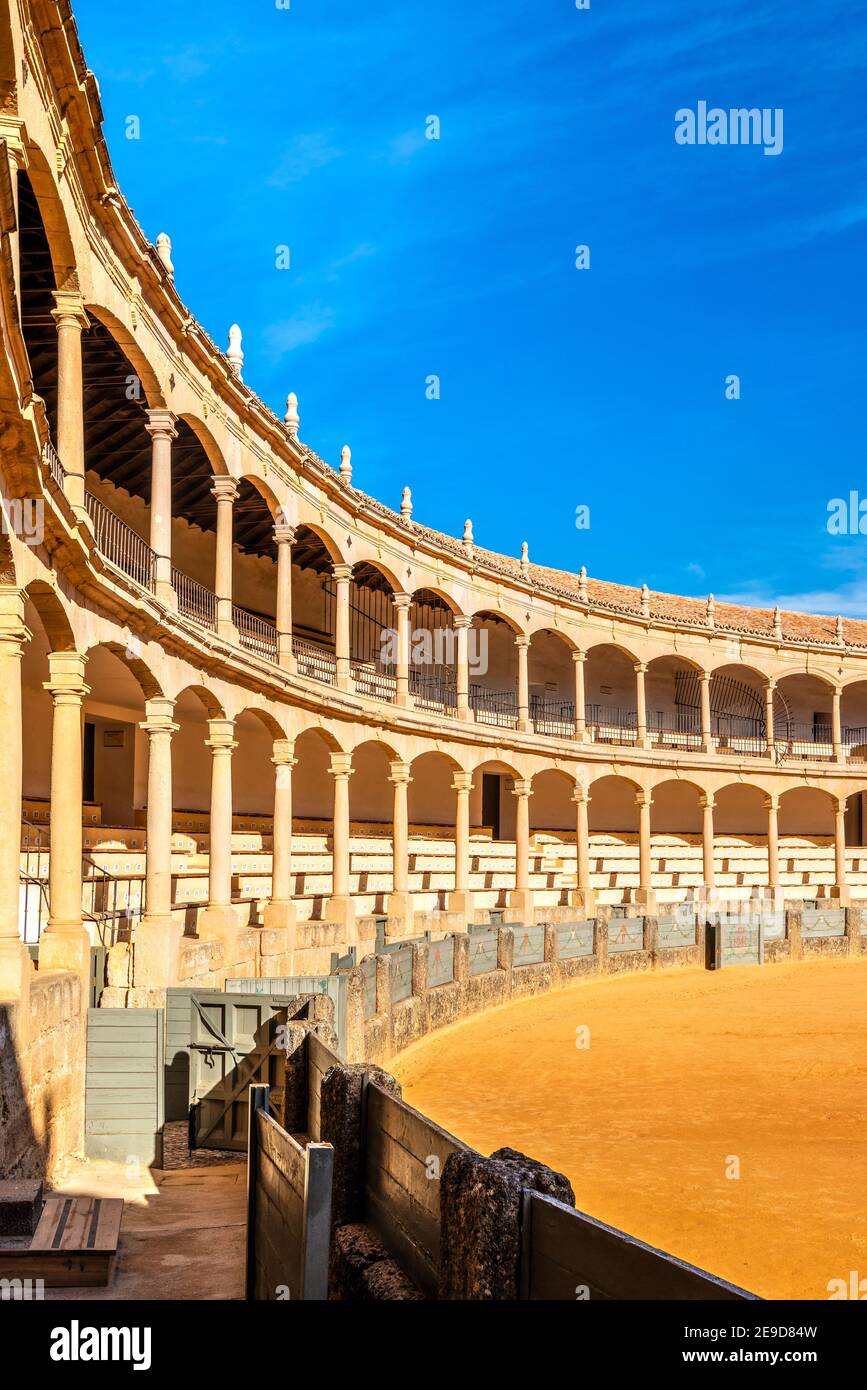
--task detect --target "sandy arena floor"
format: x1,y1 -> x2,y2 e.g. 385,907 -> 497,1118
392,959 -> 867,1299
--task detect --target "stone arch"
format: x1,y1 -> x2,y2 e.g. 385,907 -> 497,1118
232,703 -> 287,741
349,737 -> 400,828
22,580 -> 75,651
713,781 -> 770,838
530,767 -> 577,837
85,641 -> 164,702
178,412 -> 229,477
170,683 -> 225,718
649,777 -> 706,836
294,725 -> 347,826
778,783 -> 836,838
19,142 -> 77,284
84,303 -> 165,409
408,750 -> 464,835
587,773 -> 642,835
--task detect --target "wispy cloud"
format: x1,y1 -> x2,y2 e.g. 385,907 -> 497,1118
162,47 -> 210,82
263,303 -> 336,357
267,133 -> 341,188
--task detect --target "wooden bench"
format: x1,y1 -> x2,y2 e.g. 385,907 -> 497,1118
0,1196 -> 123,1287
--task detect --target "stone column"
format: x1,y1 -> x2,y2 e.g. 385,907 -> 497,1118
635,789 -> 656,910
454,616 -> 471,720
635,663 -> 649,748
325,752 -> 355,935
833,796 -> 851,905
135,698 -> 181,991
51,289 -> 89,516
0,592 -> 33,1000
765,682 -> 776,758
264,740 -> 297,936
571,784 -> 595,915
211,477 -> 239,639
515,635 -> 531,732
700,793 -> 716,894
333,563 -> 353,691
700,671 -> 713,753
387,762 -> 415,932
765,795 -> 780,898
572,651 -> 587,742
394,594 -> 411,706
449,772 -> 475,918
145,409 -> 178,608
198,718 -> 238,942
274,524 -> 296,671
508,779 -> 534,920
832,687 -> 844,764
39,652 -> 91,979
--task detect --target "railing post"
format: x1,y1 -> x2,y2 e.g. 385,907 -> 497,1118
245,1083 -> 270,1301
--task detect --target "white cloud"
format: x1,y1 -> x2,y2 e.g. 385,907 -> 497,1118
267,133 -> 341,189
264,304 -> 336,356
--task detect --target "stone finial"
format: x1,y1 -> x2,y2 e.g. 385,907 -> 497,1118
340,445 -> 353,484
640,583 -> 651,617
156,233 -> 174,280
520,541 -> 530,578
462,519 -> 474,559
773,605 -> 783,639
707,593 -> 716,628
227,324 -> 244,378
400,487 -> 413,523
284,392 -> 300,437
578,566 -> 588,602
836,615 -> 845,645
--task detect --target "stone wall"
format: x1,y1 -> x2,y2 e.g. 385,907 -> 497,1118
102,922 -> 298,1007
0,971 -> 85,1180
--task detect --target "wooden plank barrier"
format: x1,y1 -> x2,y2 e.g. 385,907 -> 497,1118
363,1080 -> 467,1298
520,1192 -> 758,1301
245,1084 -> 333,1301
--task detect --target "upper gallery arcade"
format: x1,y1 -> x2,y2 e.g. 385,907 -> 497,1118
3,0 -> 867,1001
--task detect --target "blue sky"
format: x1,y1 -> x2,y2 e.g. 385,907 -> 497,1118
74,0 -> 867,614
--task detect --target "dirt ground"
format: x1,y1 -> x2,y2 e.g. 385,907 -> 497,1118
392,959 -> 867,1300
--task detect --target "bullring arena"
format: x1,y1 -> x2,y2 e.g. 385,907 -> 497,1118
0,0 -> 865,1304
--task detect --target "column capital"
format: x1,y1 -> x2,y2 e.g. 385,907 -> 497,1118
329,751 -> 354,779
699,793 -> 716,811
141,696 -> 178,736
145,408 -> 178,441
572,649 -> 587,664
51,289 -> 89,331
43,649 -> 89,701
393,592 -> 412,612
452,772 -> 473,794
834,796 -> 848,816
634,789 -> 653,808
0,588 -> 31,650
211,476 -> 239,504
206,717 -> 237,752
765,680 -> 777,694
700,669 -> 712,684
389,760 -> 412,786
452,614 -> 473,631
572,786 -> 591,806
633,661 -> 648,675
274,523 -> 297,547
271,738 -> 297,768
511,778 -> 533,799
514,633 -> 531,650
332,563 -> 353,583
764,795 -> 779,813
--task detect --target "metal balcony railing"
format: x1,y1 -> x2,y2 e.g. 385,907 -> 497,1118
845,727 -> 867,760
470,683 -> 518,729
775,721 -> 834,762
42,441 -> 65,488
410,669 -> 458,716
292,636 -> 337,685
173,568 -> 217,629
531,695 -> 576,738
585,704 -> 638,745
233,606 -> 278,662
351,661 -> 397,701
647,708 -> 703,751
711,714 -> 766,758
84,490 -> 156,592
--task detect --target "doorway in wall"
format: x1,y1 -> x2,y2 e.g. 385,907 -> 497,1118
482,773 -> 501,840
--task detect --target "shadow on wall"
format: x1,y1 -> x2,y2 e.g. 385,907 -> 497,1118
0,1004 -> 51,1180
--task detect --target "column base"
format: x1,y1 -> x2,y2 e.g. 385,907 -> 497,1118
217,620 -> 240,643
155,579 -> 178,610
508,888 -> 535,921
324,894 -> 357,939
133,917 -> 183,991
197,903 -> 241,942
263,899 -> 297,933
386,891 -> 417,936
447,889 -> 475,922
38,925 -> 91,979
831,884 -> 852,907
0,939 -> 34,1000
569,887 -> 597,918
632,887 -> 658,913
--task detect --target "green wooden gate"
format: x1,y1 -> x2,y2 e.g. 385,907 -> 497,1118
165,989 -> 296,1152
85,1008 -> 164,1166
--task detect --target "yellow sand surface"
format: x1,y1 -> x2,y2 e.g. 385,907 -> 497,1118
392,960 -> 867,1299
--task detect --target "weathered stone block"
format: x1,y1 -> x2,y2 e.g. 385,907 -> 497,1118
329,1223 -> 424,1301
0,1179 -> 43,1235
